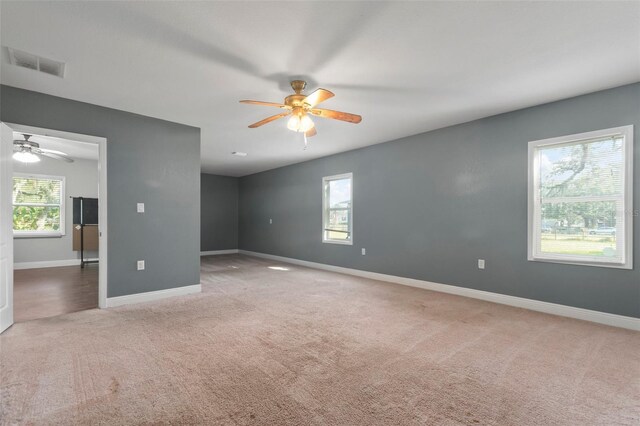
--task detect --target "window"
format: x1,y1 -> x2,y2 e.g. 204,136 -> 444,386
528,126 -> 633,269
12,173 -> 65,237
322,173 -> 353,244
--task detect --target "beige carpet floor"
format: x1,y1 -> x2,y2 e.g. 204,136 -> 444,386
1,254 -> 638,425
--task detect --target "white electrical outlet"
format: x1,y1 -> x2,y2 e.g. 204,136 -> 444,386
137,260 -> 145,270
478,259 -> 485,270
137,203 -> 145,213
361,248 -> 366,255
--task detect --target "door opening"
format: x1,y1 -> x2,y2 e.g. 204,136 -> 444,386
0,123 -> 107,332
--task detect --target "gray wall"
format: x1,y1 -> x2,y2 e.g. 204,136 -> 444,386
239,83 -> 640,318
201,173 -> 238,251
14,156 -> 99,263
1,85 -> 201,298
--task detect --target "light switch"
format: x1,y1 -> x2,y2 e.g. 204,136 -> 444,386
137,260 -> 145,270
137,203 -> 145,213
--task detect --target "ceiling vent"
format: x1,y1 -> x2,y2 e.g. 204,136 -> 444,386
6,47 -> 65,78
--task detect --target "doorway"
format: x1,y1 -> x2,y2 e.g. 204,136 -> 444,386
0,123 -> 107,332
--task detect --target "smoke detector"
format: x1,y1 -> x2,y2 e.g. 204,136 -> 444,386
6,47 -> 65,78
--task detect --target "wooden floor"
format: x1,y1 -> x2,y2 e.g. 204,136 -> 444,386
13,265 -> 98,323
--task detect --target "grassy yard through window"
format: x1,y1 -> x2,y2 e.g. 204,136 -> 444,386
540,234 -> 616,256
326,228 -> 349,241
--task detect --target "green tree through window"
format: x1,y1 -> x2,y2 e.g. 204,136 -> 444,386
13,175 -> 64,234
529,125 -> 632,269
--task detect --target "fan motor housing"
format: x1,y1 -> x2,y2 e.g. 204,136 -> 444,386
14,134 -> 39,149
284,94 -> 308,108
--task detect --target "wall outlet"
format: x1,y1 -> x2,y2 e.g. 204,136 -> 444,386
137,203 -> 145,213
478,259 -> 485,270
269,218 -> 273,224
137,260 -> 145,270
361,248 -> 366,256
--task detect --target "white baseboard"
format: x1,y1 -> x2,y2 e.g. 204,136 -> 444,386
14,258 -> 99,270
239,250 -> 640,331
106,284 -> 201,308
200,249 -> 239,256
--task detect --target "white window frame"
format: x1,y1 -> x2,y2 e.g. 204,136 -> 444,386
322,172 -> 353,245
12,172 -> 66,238
528,125 -> 633,269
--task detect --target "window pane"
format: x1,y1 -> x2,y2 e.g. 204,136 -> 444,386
13,206 -> 61,232
329,178 -> 351,208
539,137 -> 624,198
540,201 -> 618,257
13,177 -> 62,204
324,176 -> 352,242
327,208 -> 350,240
530,126 -> 631,268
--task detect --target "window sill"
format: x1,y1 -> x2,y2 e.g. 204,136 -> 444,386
322,239 -> 353,246
528,256 -> 631,270
14,233 -> 65,239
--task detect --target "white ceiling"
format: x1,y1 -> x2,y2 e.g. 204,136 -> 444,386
13,132 -> 99,161
1,1 -> 638,177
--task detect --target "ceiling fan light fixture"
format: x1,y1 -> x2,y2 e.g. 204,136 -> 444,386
287,113 -> 314,133
287,114 -> 300,131
299,114 -> 314,132
241,80 -> 361,138
13,150 -> 40,163
13,134 -> 74,163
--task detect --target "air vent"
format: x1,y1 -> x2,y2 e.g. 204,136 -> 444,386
6,47 -> 65,78
38,57 -> 64,76
10,49 -> 37,70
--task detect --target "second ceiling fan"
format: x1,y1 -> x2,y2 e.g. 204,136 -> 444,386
240,80 -> 362,138
13,134 -> 74,163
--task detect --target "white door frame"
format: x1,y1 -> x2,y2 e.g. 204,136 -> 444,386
0,123 -> 14,333
3,122 -> 108,309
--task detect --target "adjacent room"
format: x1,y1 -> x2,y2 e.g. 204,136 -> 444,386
11,132 -> 100,322
0,1 -> 638,425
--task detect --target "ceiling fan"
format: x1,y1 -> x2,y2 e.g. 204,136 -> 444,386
13,134 -> 74,163
240,80 -> 362,138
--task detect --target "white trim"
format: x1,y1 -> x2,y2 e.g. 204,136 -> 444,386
239,250 -> 640,331
14,258 -> 99,270
0,123 -> 15,333
98,133 -> 108,308
106,284 -> 201,308
322,172 -> 353,245
527,125 -> 633,270
201,249 -> 239,256
7,123 -> 109,308
13,233 -> 64,239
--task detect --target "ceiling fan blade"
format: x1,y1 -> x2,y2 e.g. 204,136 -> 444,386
303,88 -> 334,108
305,127 -> 317,137
248,111 -> 291,128
37,151 -> 74,163
38,148 -> 69,156
309,108 -> 362,124
240,100 -> 291,109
